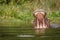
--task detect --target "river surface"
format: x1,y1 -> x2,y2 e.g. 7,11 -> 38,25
0,23 -> 60,40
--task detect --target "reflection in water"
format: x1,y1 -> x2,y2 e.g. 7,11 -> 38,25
17,35 -> 35,37
34,24 -> 60,35
34,28 -> 46,35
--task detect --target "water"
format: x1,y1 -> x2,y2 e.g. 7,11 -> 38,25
16,24 -> 60,38
17,35 -> 35,37
0,23 -> 60,40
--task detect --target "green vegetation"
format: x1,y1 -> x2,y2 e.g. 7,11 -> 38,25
0,0 -> 60,27
0,0 -> 60,26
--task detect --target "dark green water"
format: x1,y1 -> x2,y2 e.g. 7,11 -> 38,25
0,24 -> 60,40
